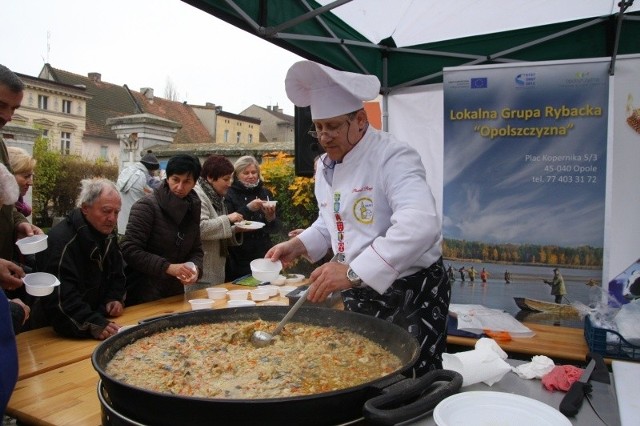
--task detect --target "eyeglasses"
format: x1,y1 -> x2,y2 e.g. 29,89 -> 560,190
307,120 -> 351,139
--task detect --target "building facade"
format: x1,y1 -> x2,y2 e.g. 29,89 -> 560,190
240,104 -> 294,143
12,73 -> 90,156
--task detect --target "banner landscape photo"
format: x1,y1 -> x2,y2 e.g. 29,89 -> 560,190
442,60 -> 609,322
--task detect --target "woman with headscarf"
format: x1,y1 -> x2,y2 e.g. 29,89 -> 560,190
224,156 -> 281,281
193,155 -> 244,288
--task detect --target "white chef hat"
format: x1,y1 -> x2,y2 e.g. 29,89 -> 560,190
285,61 -> 380,120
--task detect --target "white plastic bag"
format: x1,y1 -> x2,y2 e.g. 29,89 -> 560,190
614,299 -> 640,346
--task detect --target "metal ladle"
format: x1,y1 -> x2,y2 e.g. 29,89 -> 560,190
251,288 -> 309,347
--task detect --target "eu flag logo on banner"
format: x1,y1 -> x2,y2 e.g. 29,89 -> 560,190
470,77 -> 488,88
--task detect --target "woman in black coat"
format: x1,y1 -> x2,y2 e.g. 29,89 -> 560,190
224,156 -> 281,281
121,155 -> 204,305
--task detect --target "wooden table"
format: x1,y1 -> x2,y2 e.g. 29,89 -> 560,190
10,358 -> 102,426
6,283 -> 298,424
7,285 -> 597,425
15,294 -> 187,380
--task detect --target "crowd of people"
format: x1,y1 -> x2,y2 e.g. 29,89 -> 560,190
1,61 -> 451,416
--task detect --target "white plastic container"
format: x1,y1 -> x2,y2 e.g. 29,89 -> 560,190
188,298 -> 214,310
278,286 -> 297,298
16,234 -> 48,255
206,287 -> 228,300
227,300 -> 256,308
250,259 -> 282,282
260,285 -> 279,297
22,272 -> 60,296
228,289 -> 250,300
250,289 -> 270,301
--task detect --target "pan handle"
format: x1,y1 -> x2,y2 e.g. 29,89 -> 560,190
363,369 -> 462,426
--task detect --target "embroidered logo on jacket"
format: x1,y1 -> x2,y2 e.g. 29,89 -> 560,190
353,197 -> 373,224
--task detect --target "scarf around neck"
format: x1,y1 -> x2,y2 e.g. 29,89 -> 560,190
198,177 -> 229,256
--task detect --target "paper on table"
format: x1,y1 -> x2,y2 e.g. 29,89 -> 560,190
512,355 -> 555,379
442,337 -> 511,387
449,304 -> 535,337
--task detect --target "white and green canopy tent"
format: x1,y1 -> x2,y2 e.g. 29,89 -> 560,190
183,0 -> 640,280
182,0 -> 639,105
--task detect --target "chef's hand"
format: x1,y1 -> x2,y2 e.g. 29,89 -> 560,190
105,300 -> 124,317
0,258 -> 25,290
266,238 -> 307,267
288,229 -> 304,238
307,262 -> 351,303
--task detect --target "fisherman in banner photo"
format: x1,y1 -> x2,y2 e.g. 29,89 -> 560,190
543,268 -> 567,304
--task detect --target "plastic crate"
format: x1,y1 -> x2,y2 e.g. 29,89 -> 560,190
584,315 -> 640,360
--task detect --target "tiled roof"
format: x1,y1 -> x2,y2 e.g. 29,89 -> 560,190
15,73 -> 91,99
255,104 -> 294,124
41,64 -> 213,145
42,64 -> 138,140
217,110 -> 260,125
130,91 -> 213,145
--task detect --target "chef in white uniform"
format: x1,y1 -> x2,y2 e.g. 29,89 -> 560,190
266,60 -> 450,376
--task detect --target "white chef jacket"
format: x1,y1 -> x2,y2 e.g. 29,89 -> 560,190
298,127 -> 442,294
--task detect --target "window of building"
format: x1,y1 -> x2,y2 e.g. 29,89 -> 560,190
38,95 -> 48,110
248,134 -> 253,144
100,146 -> 108,160
223,130 -> 229,143
62,99 -> 72,114
60,132 -> 71,155
236,132 -> 241,143
41,129 -> 49,140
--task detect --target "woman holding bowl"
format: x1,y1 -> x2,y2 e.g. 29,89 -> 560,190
193,154 -> 245,287
224,155 -> 281,281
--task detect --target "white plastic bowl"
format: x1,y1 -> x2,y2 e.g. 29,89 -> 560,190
278,286 -> 297,298
16,234 -> 48,255
228,289 -> 250,300
272,275 -> 286,286
206,287 -> 228,300
227,300 -> 256,308
22,272 -> 60,296
260,285 -> 279,297
263,200 -> 277,208
188,298 -> 214,310
250,258 -> 282,282
250,289 -> 270,301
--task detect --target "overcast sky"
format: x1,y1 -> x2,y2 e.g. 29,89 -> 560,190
2,0 -> 303,115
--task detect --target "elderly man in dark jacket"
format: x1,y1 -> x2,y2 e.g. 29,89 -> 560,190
37,178 -> 126,340
121,155 -> 204,305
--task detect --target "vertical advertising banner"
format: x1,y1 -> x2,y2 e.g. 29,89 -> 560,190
443,60 -> 609,318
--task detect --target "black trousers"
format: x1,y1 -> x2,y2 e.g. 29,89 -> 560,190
342,258 -> 451,377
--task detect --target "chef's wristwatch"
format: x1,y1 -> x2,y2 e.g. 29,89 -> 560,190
347,266 -> 364,288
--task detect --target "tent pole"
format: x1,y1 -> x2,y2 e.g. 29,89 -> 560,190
609,0 -> 634,76
382,55 -> 388,132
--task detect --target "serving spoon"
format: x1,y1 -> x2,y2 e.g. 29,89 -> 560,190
251,288 -> 309,347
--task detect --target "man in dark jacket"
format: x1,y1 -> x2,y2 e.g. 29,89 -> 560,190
37,178 -> 126,340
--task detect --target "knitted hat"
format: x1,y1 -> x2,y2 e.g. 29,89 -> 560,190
140,152 -> 160,171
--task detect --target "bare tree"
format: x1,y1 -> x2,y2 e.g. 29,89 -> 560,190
164,77 -> 179,101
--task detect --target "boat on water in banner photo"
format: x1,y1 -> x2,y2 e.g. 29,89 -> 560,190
513,297 -> 579,315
